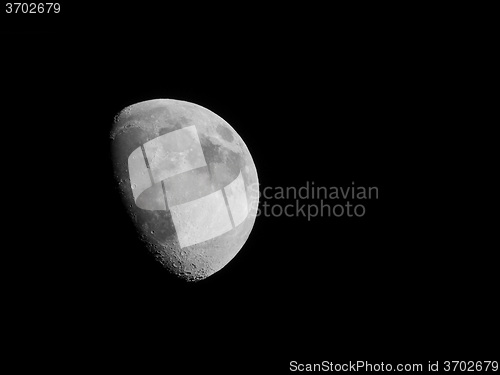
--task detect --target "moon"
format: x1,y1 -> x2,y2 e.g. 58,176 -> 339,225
110,99 -> 259,281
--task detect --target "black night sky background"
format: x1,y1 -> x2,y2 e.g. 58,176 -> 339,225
2,4 -> 496,371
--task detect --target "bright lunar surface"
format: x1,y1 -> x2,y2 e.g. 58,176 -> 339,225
110,99 -> 259,281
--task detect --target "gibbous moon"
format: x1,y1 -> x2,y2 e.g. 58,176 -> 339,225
110,99 -> 259,281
